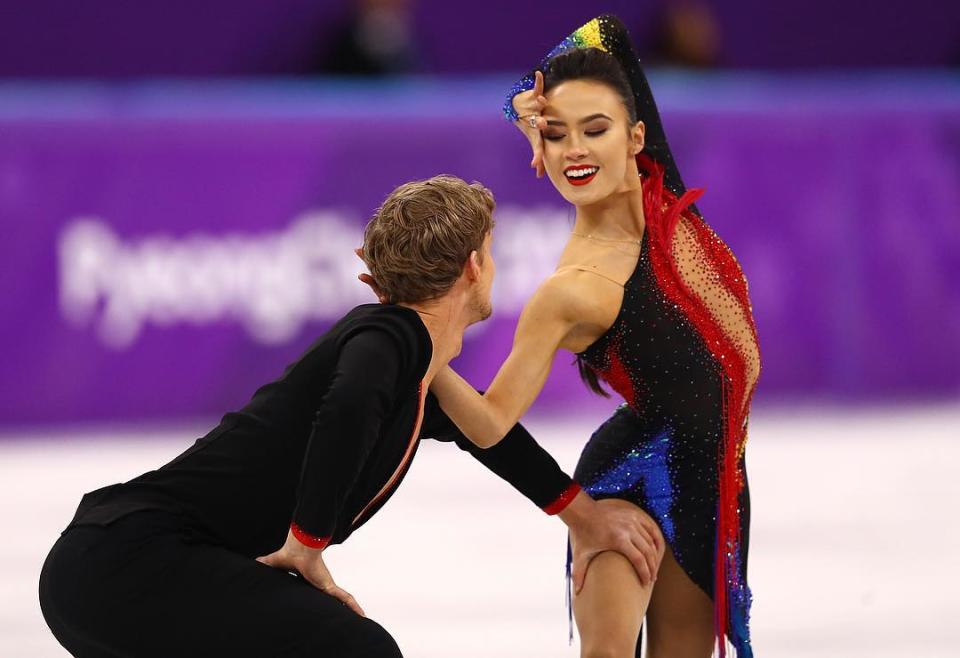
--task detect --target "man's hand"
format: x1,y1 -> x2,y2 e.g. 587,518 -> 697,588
559,492 -> 665,594
257,529 -> 366,617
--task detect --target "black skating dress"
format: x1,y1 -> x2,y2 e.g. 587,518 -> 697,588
504,16 -> 763,655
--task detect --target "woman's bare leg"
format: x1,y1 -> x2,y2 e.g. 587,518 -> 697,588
645,545 -> 715,658
572,500 -> 663,658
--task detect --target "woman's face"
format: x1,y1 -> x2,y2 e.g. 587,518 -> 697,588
540,79 -> 644,206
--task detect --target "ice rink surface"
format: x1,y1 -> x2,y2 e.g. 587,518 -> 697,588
3,402 -> 959,657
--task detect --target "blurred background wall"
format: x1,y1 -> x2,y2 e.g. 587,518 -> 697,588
1,0 -> 959,76
1,0 -> 958,426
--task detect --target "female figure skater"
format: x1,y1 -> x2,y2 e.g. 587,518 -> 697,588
429,15 -> 761,658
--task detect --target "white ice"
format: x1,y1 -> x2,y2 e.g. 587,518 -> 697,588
2,402 -> 959,657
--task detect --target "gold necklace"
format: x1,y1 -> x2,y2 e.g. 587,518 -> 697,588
571,231 -> 642,245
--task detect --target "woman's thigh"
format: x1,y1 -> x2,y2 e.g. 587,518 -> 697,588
571,497 -> 658,658
573,550 -> 650,658
644,545 -> 714,658
40,514 -> 401,658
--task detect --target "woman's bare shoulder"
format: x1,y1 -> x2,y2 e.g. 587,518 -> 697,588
533,267 -> 621,325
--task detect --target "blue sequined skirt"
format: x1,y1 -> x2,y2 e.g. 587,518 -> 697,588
567,403 -> 752,655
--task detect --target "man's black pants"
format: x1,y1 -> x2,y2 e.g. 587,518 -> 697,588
39,511 -> 403,657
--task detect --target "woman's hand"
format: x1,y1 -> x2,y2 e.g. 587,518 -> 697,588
512,70 -> 549,178
257,530 -> 366,617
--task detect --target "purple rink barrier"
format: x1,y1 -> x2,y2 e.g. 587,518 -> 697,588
1,74 -> 959,426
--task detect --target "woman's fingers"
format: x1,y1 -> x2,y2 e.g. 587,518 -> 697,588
522,115 -> 544,177
531,141 -> 544,177
510,72 -> 550,178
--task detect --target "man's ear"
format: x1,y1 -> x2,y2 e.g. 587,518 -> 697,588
465,250 -> 481,281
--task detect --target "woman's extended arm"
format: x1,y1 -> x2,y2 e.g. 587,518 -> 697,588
431,274 -> 591,447
355,253 -> 600,448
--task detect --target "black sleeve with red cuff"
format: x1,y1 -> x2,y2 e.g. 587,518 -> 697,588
421,392 -> 581,514
290,328 -> 404,549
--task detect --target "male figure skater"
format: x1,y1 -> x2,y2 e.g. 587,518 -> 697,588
39,175 -> 662,657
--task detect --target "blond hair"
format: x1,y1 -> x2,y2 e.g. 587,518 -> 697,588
361,175 -> 495,304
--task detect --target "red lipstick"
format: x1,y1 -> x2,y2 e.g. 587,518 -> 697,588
564,164 -> 599,186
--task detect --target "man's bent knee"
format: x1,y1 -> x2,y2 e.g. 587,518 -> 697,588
303,615 -> 402,658
350,617 -> 403,658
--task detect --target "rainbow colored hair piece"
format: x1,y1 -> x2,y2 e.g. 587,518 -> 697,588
502,17 -> 608,122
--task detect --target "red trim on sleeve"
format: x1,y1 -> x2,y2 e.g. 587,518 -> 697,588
543,482 -> 582,515
290,522 -> 331,550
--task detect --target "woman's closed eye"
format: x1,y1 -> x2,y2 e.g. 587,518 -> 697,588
543,128 -> 608,142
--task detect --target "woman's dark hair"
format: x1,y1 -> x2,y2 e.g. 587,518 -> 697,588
577,357 -> 610,397
542,47 -> 638,125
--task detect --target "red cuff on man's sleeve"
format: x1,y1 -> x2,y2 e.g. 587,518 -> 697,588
542,482 -> 582,515
290,522 -> 331,550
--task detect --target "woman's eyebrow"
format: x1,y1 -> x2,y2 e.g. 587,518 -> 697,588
545,113 -> 613,127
